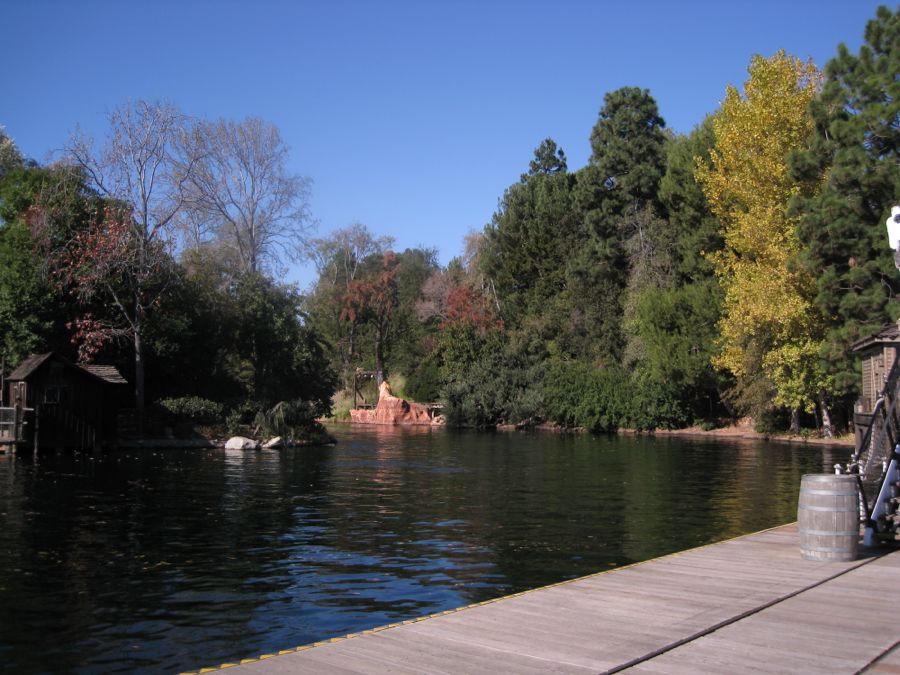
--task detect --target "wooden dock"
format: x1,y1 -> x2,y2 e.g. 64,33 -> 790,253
185,523 -> 900,674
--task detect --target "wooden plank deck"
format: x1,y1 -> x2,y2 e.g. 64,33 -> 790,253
185,523 -> 900,674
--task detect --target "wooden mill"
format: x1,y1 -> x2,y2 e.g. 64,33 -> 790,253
1,352 -> 128,452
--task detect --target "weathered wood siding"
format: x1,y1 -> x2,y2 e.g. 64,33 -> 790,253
7,356 -> 126,448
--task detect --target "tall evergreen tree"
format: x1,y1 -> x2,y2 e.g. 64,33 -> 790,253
659,117 -> 722,283
790,5 -> 900,410
630,119 -> 728,421
572,87 -> 669,362
482,139 -> 579,331
587,86 -> 668,216
522,138 -> 567,179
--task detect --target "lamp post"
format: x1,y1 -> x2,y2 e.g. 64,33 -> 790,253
886,205 -> 900,269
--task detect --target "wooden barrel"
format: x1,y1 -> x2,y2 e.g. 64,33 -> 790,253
797,474 -> 859,561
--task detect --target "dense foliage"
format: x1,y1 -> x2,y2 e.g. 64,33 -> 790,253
0,118 -> 335,440
790,5 -> 900,425
696,51 -> 823,431
378,7 -> 896,435
1,6 -> 897,439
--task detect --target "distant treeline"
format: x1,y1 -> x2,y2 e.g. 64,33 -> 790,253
305,7 -> 899,435
0,6 -> 897,437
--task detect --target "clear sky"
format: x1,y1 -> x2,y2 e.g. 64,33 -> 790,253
3,0 -> 889,289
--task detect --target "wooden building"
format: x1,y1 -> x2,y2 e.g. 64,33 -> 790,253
852,321 -> 900,412
6,353 -> 128,450
851,320 -> 900,445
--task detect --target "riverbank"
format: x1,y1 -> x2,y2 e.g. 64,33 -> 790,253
644,418 -> 854,447
495,418 -> 855,448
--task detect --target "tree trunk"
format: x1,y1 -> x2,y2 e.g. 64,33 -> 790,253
251,333 -> 261,402
374,326 -> 384,388
346,323 -> 356,389
134,308 -> 145,436
819,394 -> 834,439
789,407 -> 801,434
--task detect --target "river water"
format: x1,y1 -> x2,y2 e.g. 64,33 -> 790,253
0,426 -> 845,673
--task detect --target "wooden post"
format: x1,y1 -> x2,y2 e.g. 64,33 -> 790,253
12,381 -> 23,447
33,404 -> 39,453
13,400 -> 21,445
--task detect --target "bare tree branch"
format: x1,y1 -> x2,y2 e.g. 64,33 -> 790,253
66,99 -> 188,428
180,117 -> 312,275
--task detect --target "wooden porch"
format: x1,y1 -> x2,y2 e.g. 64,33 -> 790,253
0,401 -> 30,451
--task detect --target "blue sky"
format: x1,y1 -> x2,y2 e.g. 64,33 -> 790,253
3,0 -> 888,289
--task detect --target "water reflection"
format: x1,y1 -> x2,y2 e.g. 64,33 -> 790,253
0,429 -> 842,673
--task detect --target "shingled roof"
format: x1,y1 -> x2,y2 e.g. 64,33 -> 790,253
7,353 -> 54,381
851,321 -> 900,352
80,364 -> 128,384
6,353 -> 127,385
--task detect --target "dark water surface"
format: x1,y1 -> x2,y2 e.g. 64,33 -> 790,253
0,426 -> 845,673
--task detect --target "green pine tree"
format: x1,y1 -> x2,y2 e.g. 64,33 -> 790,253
790,5 -> 900,412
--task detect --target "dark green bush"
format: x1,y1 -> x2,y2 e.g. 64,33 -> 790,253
406,360 -> 442,403
225,409 -> 244,436
440,355 -> 546,428
254,399 -> 328,442
543,361 -> 629,432
626,377 -> 690,431
158,396 -> 224,424
753,407 -> 789,434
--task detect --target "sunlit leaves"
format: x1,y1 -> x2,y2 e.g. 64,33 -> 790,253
696,51 -> 825,415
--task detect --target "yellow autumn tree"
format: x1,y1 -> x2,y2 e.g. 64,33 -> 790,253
696,51 -> 825,430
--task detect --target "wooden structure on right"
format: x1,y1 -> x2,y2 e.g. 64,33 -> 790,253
847,320 -> 900,544
851,319 -> 900,431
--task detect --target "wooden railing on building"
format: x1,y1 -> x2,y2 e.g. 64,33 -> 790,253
0,406 -> 20,442
0,403 -> 29,446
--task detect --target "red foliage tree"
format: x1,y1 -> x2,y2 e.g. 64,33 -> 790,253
441,285 -> 504,335
31,200 -> 172,424
340,251 -> 399,384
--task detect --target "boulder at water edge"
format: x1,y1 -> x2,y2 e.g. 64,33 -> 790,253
225,436 -> 260,450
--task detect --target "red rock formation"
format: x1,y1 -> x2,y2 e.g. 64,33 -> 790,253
350,381 -> 441,426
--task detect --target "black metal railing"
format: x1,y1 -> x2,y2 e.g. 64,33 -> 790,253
850,356 -> 900,522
